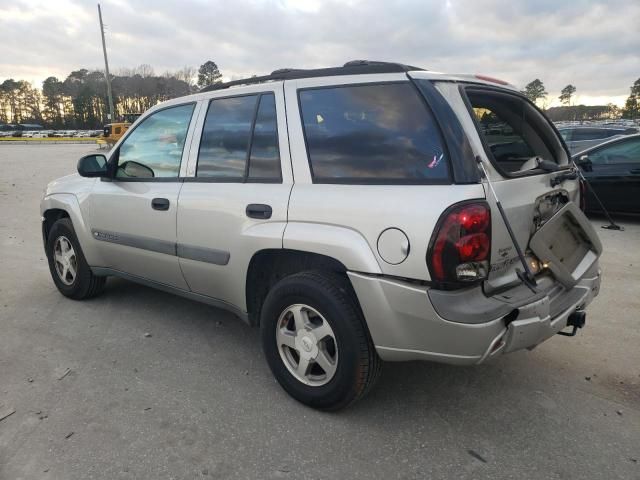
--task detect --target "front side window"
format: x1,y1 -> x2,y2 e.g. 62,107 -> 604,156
467,89 -> 564,174
589,138 -> 640,165
116,104 -> 194,179
196,93 -> 281,181
299,83 -> 449,183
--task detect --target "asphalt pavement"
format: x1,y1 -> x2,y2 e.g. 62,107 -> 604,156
0,144 -> 638,479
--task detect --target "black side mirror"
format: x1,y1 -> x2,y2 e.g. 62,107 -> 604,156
576,154 -> 593,172
77,153 -> 109,177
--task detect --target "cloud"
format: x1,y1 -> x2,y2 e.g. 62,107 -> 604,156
0,0 -> 638,105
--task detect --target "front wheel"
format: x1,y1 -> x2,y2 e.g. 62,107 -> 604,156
260,271 -> 381,410
45,218 -> 105,300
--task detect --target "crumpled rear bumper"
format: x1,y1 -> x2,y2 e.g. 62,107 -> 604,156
348,262 -> 601,364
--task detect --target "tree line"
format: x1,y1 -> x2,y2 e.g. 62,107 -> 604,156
0,61 -> 223,129
2,61 -> 638,128
521,77 -> 640,121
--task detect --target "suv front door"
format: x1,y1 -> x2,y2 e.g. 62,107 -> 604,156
88,102 -> 197,288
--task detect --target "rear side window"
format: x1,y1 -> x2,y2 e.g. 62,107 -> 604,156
196,93 -> 281,181
197,95 -> 257,179
248,94 -> 281,181
467,89 -> 565,175
299,83 -> 449,183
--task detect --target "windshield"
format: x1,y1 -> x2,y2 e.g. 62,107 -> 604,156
466,88 -> 567,175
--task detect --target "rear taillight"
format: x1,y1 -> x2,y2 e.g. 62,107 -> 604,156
579,178 -> 586,211
428,201 -> 491,286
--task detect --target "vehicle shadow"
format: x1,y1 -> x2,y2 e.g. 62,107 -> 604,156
100,276 -> 558,417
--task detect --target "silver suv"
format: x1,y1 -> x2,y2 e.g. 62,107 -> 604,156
41,61 -> 602,410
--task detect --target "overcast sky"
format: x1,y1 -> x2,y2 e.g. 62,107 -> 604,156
1,0 -> 638,106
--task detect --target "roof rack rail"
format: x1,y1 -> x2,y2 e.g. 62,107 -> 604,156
200,60 -> 425,92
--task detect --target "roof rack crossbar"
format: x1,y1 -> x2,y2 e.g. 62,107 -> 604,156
200,60 -> 425,92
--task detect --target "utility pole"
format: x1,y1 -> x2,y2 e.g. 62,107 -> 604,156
98,4 -> 115,122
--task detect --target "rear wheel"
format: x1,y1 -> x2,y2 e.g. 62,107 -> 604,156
46,218 -> 105,299
260,271 -> 381,410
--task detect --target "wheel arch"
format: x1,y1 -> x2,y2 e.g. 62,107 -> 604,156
246,249 -> 357,326
41,194 -> 103,266
42,208 -> 70,244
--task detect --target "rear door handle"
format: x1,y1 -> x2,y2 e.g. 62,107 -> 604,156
152,198 -> 170,211
630,169 -> 640,175
246,204 -> 272,219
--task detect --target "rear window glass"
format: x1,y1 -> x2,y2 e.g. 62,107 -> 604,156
197,95 -> 257,179
196,93 -> 281,181
467,89 -> 562,174
299,83 -> 449,183
248,94 -> 281,181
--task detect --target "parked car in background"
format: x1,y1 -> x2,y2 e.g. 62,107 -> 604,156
575,134 -> 640,214
559,126 -> 638,153
32,131 -> 49,138
52,130 -> 77,137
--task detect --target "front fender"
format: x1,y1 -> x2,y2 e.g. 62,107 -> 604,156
283,222 -> 382,274
41,193 -> 105,267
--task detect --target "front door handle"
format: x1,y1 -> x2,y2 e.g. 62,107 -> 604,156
246,204 -> 272,219
152,198 -> 170,211
630,168 -> 640,175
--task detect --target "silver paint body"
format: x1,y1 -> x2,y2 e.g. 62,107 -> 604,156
41,71 -> 601,363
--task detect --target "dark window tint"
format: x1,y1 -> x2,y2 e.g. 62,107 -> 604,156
589,138 -> 640,165
572,128 -> 609,141
468,90 -> 560,174
248,94 -> 281,180
299,83 -> 448,183
197,95 -> 258,178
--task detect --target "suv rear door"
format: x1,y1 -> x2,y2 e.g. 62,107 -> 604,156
176,84 -> 292,311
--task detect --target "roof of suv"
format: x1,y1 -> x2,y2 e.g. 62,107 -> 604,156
200,60 -> 424,92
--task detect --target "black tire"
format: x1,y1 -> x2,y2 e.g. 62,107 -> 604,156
46,218 -> 105,300
260,271 -> 381,411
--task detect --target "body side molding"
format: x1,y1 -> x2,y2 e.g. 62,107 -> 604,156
91,229 -> 231,265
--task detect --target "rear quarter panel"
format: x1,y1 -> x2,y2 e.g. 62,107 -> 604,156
286,184 -> 486,280
283,74 -> 487,280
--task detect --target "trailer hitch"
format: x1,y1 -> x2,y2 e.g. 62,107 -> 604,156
557,311 -> 586,337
